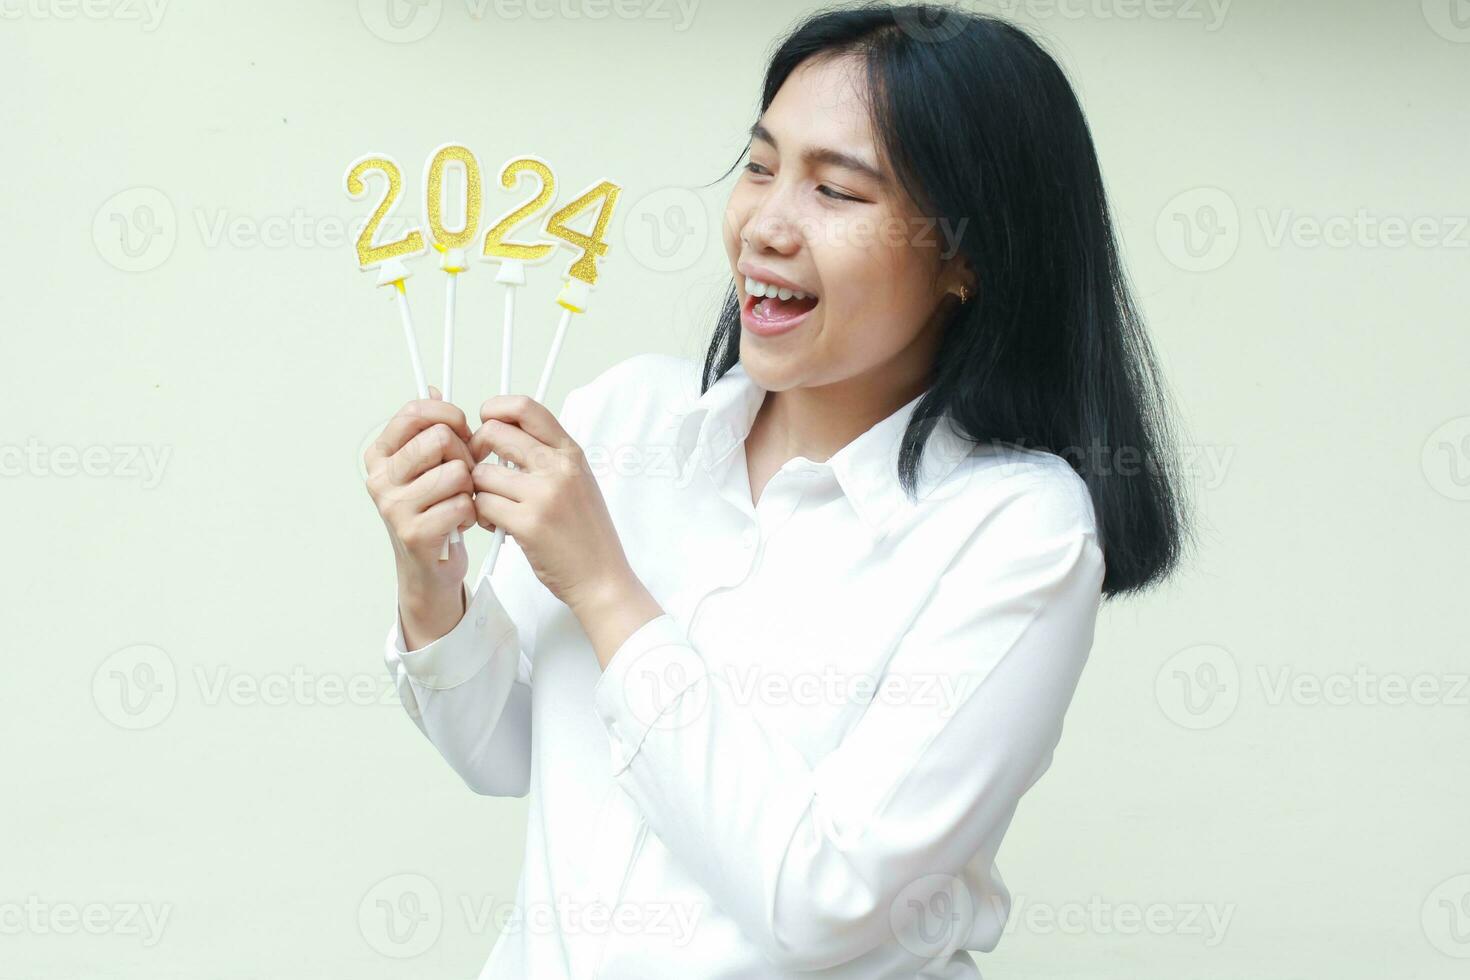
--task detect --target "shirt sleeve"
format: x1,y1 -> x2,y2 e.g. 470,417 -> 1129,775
590,484 -> 1106,971
383,542 -> 536,798
381,376 -> 602,797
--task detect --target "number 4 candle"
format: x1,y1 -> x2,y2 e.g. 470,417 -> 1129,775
483,174 -> 622,577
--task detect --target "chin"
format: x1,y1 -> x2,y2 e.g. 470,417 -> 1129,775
737,337 -> 803,392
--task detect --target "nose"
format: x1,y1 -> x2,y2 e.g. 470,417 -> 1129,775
739,187 -> 803,257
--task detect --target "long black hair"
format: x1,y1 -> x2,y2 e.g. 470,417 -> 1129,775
702,1 -> 1192,597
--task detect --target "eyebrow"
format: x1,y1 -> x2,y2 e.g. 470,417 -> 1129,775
748,122 -> 887,187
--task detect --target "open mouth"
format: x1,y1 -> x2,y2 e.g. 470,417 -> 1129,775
742,276 -> 820,334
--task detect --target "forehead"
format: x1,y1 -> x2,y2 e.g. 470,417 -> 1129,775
762,55 -> 875,152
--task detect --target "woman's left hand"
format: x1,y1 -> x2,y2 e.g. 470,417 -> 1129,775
470,395 -> 633,616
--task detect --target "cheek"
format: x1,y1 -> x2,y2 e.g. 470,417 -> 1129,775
722,189 -> 755,256
822,236 -> 936,332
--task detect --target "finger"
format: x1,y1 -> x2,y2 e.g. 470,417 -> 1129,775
407,493 -> 476,550
367,401 -> 471,469
428,384 -> 442,401
479,394 -> 571,449
473,488 -> 523,536
393,458 -> 474,515
469,418 -> 548,472
472,458 -> 533,503
385,423 -> 475,487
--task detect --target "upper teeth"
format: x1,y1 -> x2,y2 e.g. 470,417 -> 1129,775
745,276 -> 812,302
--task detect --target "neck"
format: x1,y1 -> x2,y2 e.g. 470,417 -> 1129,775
752,330 -> 938,464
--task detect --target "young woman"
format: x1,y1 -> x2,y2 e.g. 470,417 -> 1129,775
363,4 -> 1189,976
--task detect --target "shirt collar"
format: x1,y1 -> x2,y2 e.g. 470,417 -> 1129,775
667,360 -> 973,540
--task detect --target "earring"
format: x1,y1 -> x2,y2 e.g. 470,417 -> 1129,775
956,284 -> 971,303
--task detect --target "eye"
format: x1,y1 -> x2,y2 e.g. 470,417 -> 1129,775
744,161 -> 772,177
818,185 -> 863,202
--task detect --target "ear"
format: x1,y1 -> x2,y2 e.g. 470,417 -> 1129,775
941,255 -> 976,298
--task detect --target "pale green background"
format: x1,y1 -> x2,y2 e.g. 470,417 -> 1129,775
2,1 -> 1467,977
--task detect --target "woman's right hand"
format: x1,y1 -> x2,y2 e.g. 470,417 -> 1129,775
364,386 -> 478,648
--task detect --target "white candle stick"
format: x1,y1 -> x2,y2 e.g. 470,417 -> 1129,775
484,304 -> 571,575
425,144 -> 482,562
395,282 -> 430,400
437,270 -> 462,560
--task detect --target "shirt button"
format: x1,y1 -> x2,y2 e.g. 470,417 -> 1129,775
740,528 -> 757,549
476,614 -> 488,629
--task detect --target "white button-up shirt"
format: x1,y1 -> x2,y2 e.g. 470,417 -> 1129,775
384,353 -> 1106,979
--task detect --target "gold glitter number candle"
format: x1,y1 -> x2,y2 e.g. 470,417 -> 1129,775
345,155 -> 426,275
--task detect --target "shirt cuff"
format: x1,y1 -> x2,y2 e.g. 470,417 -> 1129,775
386,578 -> 518,690
591,614 -> 709,775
